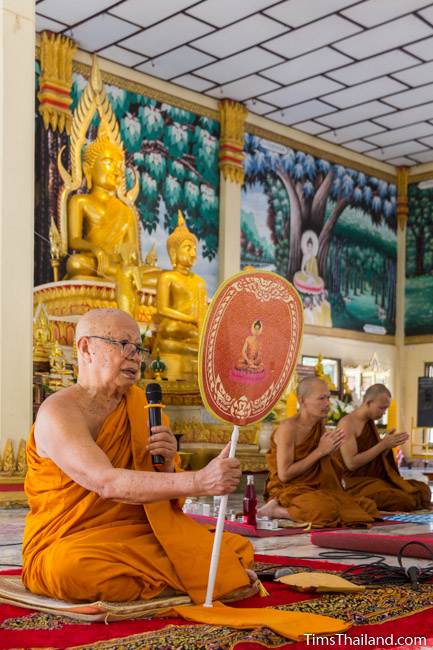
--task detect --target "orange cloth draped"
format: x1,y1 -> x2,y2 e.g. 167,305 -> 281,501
337,419 -> 431,511
264,422 -> 379,528
22,386 -> 253,604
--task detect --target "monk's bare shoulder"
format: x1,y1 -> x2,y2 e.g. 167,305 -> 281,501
274,417 -> 297,445
36,385 -> 81,422
338,413 -> 357,435
35,386 -> 84,456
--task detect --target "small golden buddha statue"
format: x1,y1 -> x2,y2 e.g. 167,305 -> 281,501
314,353 -> 336,392
49,340 -> 72,389
33,304 -> 53,368
153,210 -> 207,381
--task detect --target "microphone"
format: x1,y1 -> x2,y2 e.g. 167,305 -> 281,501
145,383 -> 165,466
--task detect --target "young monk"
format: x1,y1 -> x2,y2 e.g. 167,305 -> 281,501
22,308 -> 256,604
258,377 -> 379,528
337,384 -> 431,511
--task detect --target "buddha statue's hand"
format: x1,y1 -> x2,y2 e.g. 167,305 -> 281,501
94,247 -> 110,276
147,425 -> 178,472
193,443 -> 242,496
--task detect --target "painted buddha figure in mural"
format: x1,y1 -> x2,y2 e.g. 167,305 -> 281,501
154,210 -> 207,380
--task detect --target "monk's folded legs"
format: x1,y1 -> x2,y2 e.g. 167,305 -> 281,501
277,491 -> 341,528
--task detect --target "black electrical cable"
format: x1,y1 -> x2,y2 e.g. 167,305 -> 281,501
340,541 -> 433,590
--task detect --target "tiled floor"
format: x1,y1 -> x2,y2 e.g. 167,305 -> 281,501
2,501 -> 433,572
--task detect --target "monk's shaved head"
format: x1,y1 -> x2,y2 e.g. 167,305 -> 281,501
363,384 -> 391,403
297,376 -> 328,400
75,308 -> 139,342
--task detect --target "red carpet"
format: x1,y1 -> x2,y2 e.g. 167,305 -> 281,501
1,557 -> 433,649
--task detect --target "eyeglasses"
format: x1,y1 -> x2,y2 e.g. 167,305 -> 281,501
87,336 -> 147,360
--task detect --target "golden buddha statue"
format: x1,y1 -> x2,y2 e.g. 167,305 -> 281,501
33,304 -> 53,367
314,353 -> 337,392
154,210 -> 207,381
56,56 -> 160,318
48,340 -> 73,389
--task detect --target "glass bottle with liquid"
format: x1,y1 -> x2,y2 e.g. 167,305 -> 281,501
243,474 -> 257,526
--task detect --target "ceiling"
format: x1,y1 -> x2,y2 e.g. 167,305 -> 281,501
36,0 -> 433,167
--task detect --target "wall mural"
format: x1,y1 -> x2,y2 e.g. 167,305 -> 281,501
241,134 -> 397,335
34,63 -> 220,295
406,183 -> 433,336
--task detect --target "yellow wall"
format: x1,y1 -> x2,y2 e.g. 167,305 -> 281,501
403,343 -> 433,441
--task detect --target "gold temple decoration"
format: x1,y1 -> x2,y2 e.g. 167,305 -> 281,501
16,440 -> 27,476
396,166 -> 408,231
33,303 -> 53,365
1,440 -> 16,475
314,354 -> 337,391
219,99 -> 248,184
153,209 -> 208,381
49,217 -> 62,282
38,32 -> 76,134
54,55 -> 160,318
48,340 -> 73,389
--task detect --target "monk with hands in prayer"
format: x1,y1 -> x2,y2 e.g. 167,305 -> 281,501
259,377 -> 379,527
23,308 -> 256,604
337,384 -> 431,511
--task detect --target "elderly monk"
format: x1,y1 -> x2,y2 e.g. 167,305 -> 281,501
337,384 -> 431,511
23,308 -> 256,604
258,377 -> 379,528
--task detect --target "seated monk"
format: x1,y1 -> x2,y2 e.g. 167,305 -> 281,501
337,384 -> 431,511
258,377 -> 379,528
22,308 -> 256,604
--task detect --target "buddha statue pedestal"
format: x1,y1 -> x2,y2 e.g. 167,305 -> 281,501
33,280 -> 157,344
158,353 -> 198,383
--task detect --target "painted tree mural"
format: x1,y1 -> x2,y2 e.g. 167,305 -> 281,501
244,134 -> 397,279
406,184 -> 433,335
242,135 -> 397,333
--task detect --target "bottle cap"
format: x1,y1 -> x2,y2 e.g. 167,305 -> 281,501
247,474 -> 255,484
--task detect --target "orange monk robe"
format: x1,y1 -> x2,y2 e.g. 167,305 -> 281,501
264,422 -> 379,528
22,385 -> 253,604
337,419 -> 431,511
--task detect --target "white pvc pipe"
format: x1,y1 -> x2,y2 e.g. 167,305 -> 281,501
203,425 -> 240,607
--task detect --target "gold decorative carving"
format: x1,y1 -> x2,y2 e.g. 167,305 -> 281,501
1,440 -> 16,475
16,440 -> 27,476
139,378 -> 203,406
396,166 -> 409,231
34,281 -> 157,325
38,32 -> 76,134
219,100 -> 248,184
49,217 -> 62,282
33,303 -> 53,365
173,418 -> 258,445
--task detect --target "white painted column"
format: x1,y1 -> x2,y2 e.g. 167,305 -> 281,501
0,0 -> 35,456
218,175 -> 241,282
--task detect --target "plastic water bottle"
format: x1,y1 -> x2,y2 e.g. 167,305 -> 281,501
243,474 -> 257,526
